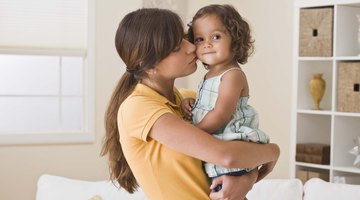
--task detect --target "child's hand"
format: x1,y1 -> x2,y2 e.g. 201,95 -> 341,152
210,169 -> 258,200
181,98 -> 195,121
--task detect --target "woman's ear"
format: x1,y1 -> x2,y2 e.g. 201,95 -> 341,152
145,68 -> 157,75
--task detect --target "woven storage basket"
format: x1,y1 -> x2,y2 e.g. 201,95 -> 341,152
299,7 -> 333,57
337,62 -> 360,112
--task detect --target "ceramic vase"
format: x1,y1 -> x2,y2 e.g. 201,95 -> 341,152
309,73 -> 326,110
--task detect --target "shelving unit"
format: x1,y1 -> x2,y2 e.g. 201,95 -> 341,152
291,0 -> 360,184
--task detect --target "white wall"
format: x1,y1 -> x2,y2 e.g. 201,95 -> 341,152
0,0 -> 293,199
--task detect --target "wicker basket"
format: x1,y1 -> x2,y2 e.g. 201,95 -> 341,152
299,7 -> 333,57
337,62 -> 360,112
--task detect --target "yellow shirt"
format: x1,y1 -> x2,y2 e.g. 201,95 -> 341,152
118,83 -> 210,200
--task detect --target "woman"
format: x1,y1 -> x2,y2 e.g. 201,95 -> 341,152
101,8 -> 280,200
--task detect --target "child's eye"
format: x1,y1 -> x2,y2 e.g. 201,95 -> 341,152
212,34 -> 221,40
194,37 -> 203,44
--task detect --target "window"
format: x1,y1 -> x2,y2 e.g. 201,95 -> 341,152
0,0 -> 95,144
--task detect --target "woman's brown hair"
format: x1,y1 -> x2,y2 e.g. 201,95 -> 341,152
101,8 -> 184,193
187,4 -> 255,64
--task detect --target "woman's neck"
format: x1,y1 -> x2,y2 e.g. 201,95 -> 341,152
141,78 -> 175,103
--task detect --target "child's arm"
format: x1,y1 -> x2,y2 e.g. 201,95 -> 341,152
197,69 -> 247,133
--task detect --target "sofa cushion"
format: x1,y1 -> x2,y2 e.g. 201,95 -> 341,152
304,178 -> 360,200
246,179 -> 303,200
36,174 -> 147,200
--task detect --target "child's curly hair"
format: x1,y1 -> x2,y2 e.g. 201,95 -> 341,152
187,4 -> 255,64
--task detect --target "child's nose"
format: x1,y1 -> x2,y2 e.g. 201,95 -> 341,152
203,40 -> 212,48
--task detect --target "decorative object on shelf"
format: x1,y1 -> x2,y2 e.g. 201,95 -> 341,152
299,7 -> 333,57
357,14 -> 360,56
309,73 -> 326,110
348,136 -> 360,168
337,62 -> 360,112
333,176 -> 346,184
334,175 -> 360,184
296,143 -> 330,164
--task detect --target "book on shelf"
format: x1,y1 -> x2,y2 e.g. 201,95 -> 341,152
296,143 -> 330,164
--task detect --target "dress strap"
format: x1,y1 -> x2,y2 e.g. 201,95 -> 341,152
219,67 -> 242,79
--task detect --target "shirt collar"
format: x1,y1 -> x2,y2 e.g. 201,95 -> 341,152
134,83 -> 182,107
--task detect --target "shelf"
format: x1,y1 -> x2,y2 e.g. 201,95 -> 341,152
296,0 -> 360,8
335,56 -> 360,60
296,110 -> 360,117
297,60 -> 333,110
333,116 -> 360,167
296,114 -> 331,144
333,166 -> 360,173
335,5 -> 360,56
332,169 -> 360,184
334,112 -> 360,117
296,162 -> 331,170
298,56 -> 360,61
298,57 -> 334,61
295,1 -> 334,8
298,57 -> 360,62
293,0 -> 360,185
297,109 -> 332,115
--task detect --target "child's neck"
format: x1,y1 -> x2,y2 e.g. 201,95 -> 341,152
205,62 -> 240,79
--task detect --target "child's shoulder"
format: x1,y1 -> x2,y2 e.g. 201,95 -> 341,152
220,67 -> 246,80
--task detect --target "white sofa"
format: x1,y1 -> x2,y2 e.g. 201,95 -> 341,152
36,174 -> 360,200
36,174 -> 147,200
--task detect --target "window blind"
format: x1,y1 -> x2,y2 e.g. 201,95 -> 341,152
0,0 -> 94,144
0,0 -> 87,52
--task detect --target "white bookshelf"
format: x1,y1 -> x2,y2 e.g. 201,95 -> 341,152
291,0 -> 360,184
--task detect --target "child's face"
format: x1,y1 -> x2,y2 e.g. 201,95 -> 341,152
192,14 -> 234,68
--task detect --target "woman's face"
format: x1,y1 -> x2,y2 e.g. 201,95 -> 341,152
155,39 -> 198,79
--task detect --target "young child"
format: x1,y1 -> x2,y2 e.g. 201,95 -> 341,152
182,4 -> 270,193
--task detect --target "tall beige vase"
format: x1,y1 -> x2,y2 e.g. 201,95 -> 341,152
309,73 -> 326,110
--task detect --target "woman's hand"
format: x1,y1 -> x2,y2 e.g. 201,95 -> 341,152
180,98 -> 195,121
209,169 -> 258,200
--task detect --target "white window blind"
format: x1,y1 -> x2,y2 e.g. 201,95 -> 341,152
0,0 -> 94,145
0,0 -> 87,52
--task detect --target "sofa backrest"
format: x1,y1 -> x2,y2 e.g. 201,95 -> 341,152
303,178 -> 360,200
36,174 -> 147,200
36,174 -> 360,200
247,178 -> 303,200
